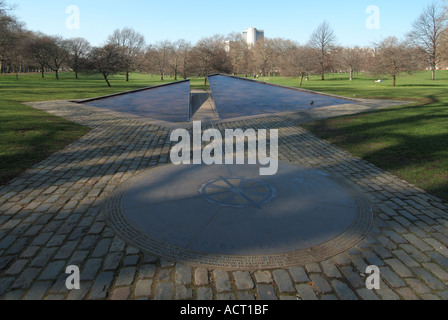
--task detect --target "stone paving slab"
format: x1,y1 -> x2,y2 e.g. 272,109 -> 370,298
0,99 -> 447,300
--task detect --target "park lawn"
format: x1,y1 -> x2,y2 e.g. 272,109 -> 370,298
0,72 -> 200,185
0,99 -> 90,185
273,71 -> 448,202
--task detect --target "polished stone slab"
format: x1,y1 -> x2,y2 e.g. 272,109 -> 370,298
81,81 -> 191,122
208,74 -> 355,119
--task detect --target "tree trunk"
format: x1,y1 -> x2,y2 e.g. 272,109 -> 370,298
74,58 -> 79,79
174,58 -> 178,81
350,68 -> 353,81
41,68 -> 45,78
299,75 -> 303,87
103,72 -> 112,87
393,75 -> 396,87
160,73 -> 164,81
432,68 -> 435,81
55,69 -> 59,80
126,71 -> 129,82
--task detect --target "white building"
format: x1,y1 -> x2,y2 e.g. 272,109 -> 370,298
242,27 -> 264,47
224,40 -> 230,53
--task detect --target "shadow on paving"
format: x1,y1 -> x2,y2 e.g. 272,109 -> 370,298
3,110 -> 446,211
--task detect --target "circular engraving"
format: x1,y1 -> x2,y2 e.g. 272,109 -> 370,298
103,161 -> 373,270
199,177 -> 277,208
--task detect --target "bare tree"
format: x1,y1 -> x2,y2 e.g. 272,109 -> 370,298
0,0 -> 12,50
66,37 -> 91,79
108,27 -> 145,82
338,47 -> 365,81
408,2 -> 447,80
193,36 -> 231,85
252,38 -> 278,77
308,21 -> 337,80
252,39 -> 267,76
441,1 -> 448,67
0,0 -> 7,13
6,29 -> 30,79
44,36 -> 69,80
88,44 -> 124,87
170,39 -> 191,81
0,0 -> 21,73
146,41 -> 173,81
371,37 -> 417,87
177,39 -> 192,80
283,43 -> 316,86
194,37 -> 215,80
25,34 -> 52,78
24,34 -> 69,79
170,41 -> 181,81
0,1 -> 15,37
265,38 -> 292,77
225,32 -> 251,75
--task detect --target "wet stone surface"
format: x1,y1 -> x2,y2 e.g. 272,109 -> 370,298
81,81 -> 191,123
207,74 -> 355,119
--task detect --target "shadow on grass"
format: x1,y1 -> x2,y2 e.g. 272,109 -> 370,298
399,84 -> 448,87
303,98 -> 448,201
0,102 -> 90,186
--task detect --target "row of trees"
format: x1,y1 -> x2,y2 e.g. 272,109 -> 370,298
1,1 -> 447,87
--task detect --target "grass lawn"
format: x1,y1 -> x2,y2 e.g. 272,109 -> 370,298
1,71 -> 447,203
264,71 -> 448,202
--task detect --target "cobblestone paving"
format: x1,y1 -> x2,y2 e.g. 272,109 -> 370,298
0,100 -> 447,300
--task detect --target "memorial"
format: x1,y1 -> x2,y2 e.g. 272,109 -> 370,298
207,74 -> 356,119
83,74 -> 375,270
79,80 -> 191,123
79,74 -> 357,124
103,161 -> 373,270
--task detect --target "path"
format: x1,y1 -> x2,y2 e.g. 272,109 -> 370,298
0,99 -> 447,300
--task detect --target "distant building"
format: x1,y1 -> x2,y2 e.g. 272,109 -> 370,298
224,40 -> 230,53
242,27 -> 264,47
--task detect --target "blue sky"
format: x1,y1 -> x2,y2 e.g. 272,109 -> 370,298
12,0 -> 441,47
